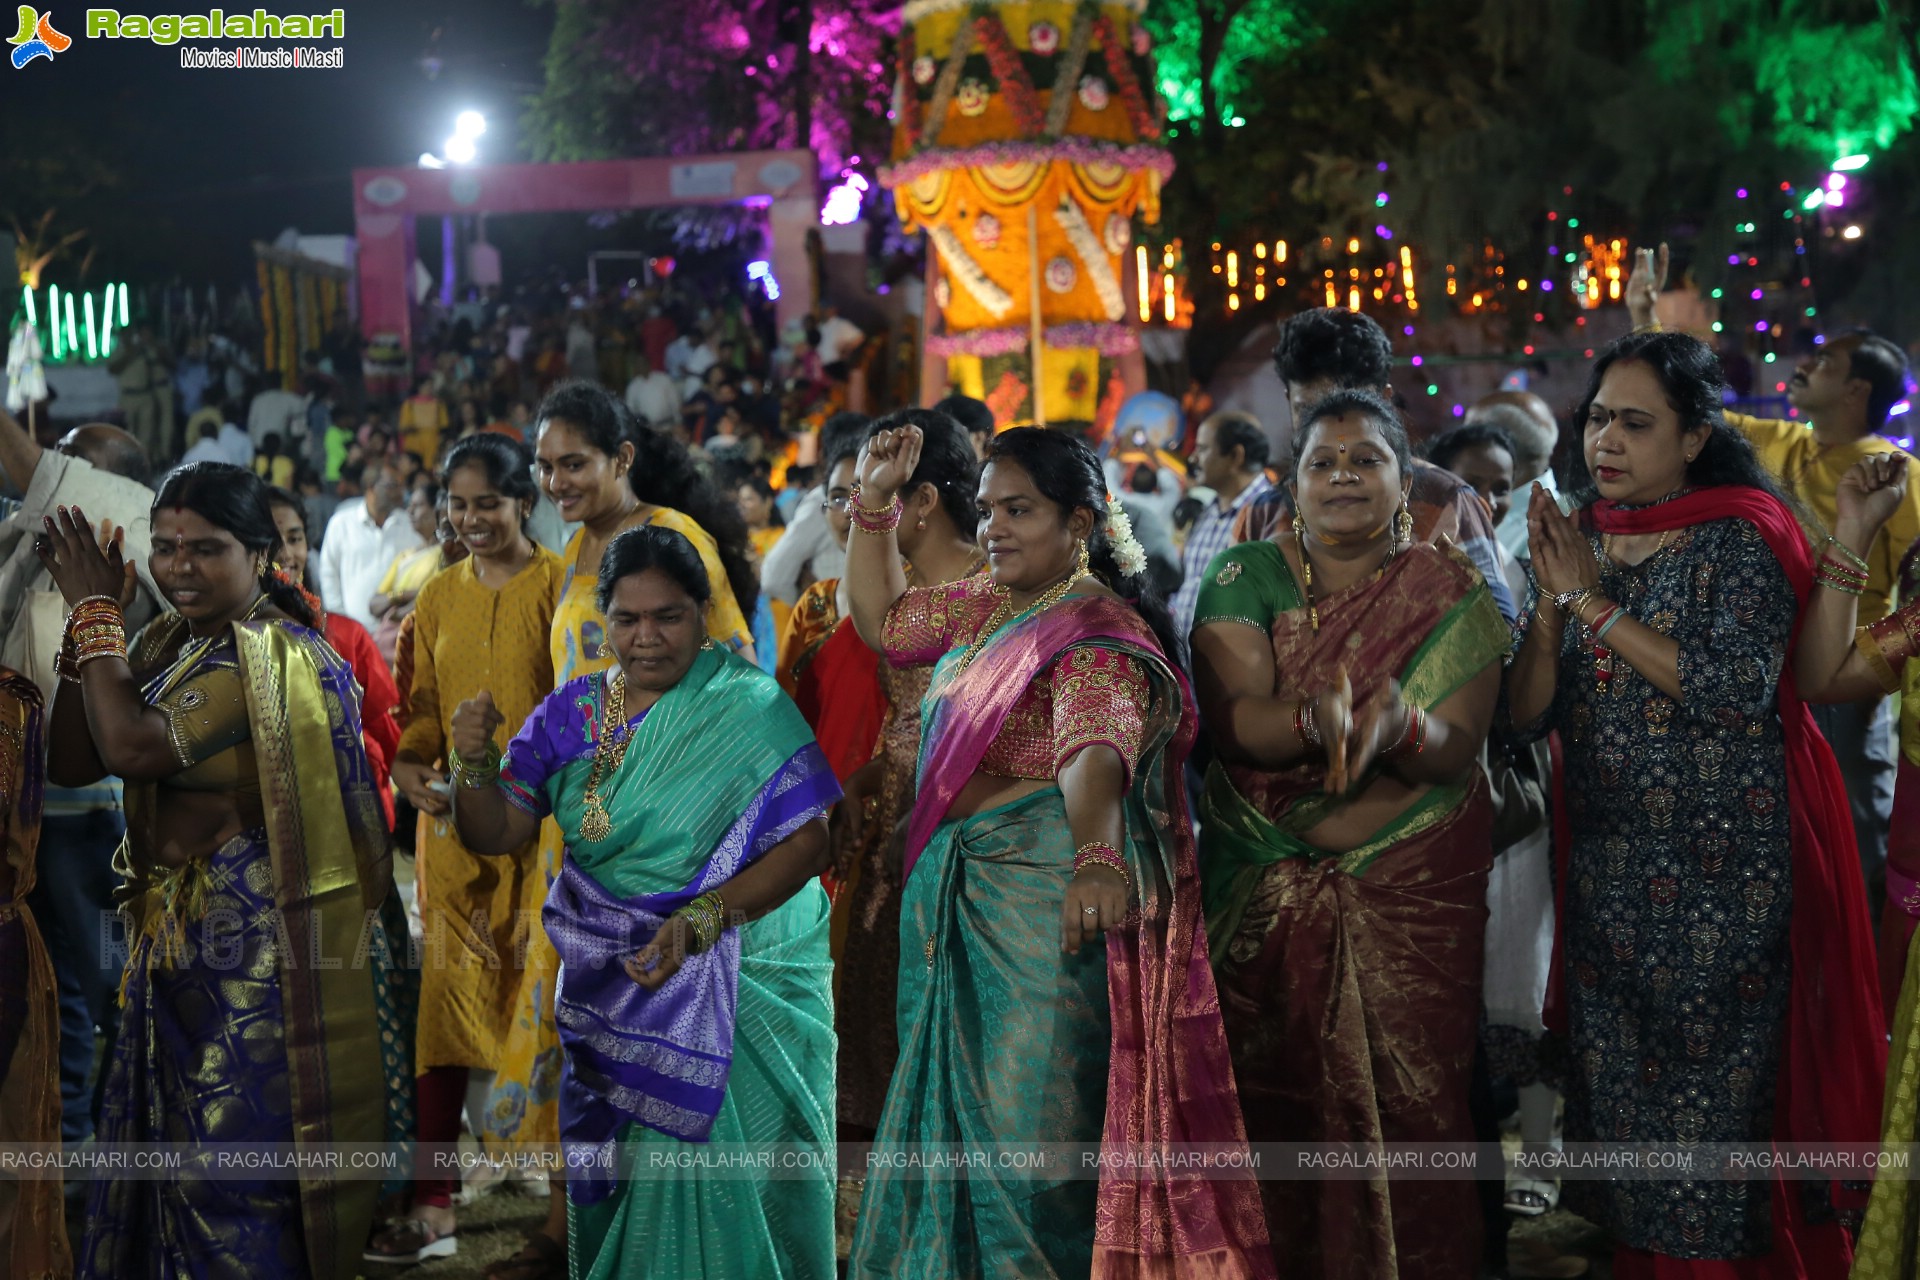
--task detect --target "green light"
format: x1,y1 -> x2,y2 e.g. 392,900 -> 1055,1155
1834,154 -> 1870,171
1764,352 -> 1777,363
64,291 -> 77,357
1711,288 -> 1724,298
22,288 -> 34,328
1803,190 -> 1828,211
1711,321 -> 1723,333
1806,307 -> 1817,317
48,287 -> 61,359
1426,384 -> 1439,395
1566,218 -> 1579,228
117,283 -> 128,326
1564,252 -> 1576,263
82,292 -> 97,360
100,288 -> 115,357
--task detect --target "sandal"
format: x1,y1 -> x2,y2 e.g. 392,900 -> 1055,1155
364,1216 -> 459,1265
482,1232 -> 567,1280
1504,1176 -> 1557,1217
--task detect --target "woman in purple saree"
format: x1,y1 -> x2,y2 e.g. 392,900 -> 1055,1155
36,464 -> 411,1280
842,418 -> 1272,1280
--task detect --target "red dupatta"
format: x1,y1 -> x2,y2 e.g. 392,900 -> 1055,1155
1584,487 -> 1887,1220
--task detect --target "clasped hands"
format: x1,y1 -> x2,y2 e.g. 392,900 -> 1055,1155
1526,483 -> 1604,622
1311,669 -> 1419,794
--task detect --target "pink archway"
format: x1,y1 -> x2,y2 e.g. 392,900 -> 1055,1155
351,149 -> 819,354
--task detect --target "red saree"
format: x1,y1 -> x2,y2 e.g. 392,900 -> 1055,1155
1585,488 -> 1887,1279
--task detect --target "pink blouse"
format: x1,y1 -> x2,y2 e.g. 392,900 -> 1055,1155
881,577 -> 1149,781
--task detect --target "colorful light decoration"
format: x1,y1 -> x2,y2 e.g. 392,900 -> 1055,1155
820,172 -> 869,226
48,286 -> 61,359
82,292 -> 97,360
746,260 -> 781,300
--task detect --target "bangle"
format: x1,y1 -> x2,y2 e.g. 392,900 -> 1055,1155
848,484 -> 904,535
1392,705 -> 1428,756
67,596 -> 128,668
1824,536 -> 1870,576
1858,602 -> 1920,690
448,744 -> 502,788
1294,696 -> 1323,750
1550,587 -> 1593,616
678,890 -> 729,955
1073,840 -> 1131,890
1593,607 -> 1627,643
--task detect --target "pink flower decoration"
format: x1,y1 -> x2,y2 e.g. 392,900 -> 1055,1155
1045,257 -> 1077,293
1078,75 -> 1110,112
1131,25 -> 1152,56
1103,213 -> 1131,256
912,54 -> 937,85
972,213 -> 1002,248
1028,21 -> 1060,55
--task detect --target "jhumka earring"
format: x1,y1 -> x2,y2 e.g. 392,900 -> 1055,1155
1395,507 -> 1415,545
1292,513 -> 1308,538
1075,539 -> 1092,578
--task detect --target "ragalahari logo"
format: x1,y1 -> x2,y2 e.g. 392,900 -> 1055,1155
9,6 -> 71,66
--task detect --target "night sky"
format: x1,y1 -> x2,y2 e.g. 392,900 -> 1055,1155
1,1 -> 555,284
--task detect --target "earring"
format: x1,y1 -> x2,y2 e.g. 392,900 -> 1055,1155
1292,512 -> 1307,538
1074,539 -> 1092,578
917,517 -> 926,531
700,636 -> 715,652
1395,507 -> 1415,545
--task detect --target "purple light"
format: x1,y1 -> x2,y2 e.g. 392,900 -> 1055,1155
1547,245 -> 1558,255
1411,355 -> 1424,366
1375,225 -> 1393,239
1540,280 -> 1554,292
1888,401 -> 1911,418
1451,403 -> 1465,418
1736,187 -> 1749,199
1727,254 -> 1741,265
1815,334 -> 1826,345
1754,321 -> 1768,332
1403,325 -> 1415,336
1750,288 -> 1763,300
1376,161 -> 1389,172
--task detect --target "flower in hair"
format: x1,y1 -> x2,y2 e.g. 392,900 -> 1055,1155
1103,502 -> 1148,578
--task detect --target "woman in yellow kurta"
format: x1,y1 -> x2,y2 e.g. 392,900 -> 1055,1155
470,380 -> 759,1279
371,433 -> 563,1266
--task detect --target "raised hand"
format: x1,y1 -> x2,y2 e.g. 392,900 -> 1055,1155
34,505 -> 128,607
1625,242 -> 1669,329
1834,453 -> 1909,543
1530,493 -> 1600,601
450,689 -> 504,762
855,425 -> 924,506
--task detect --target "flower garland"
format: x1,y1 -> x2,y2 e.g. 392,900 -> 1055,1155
973,13 -> 1044,138
926,321 -> 1140,358
897,28 -> 921,149
1102,502 -> 1150,578
257,258 -> 275,376
921,17 -> 974,148
927,224 -> 1016,319
881,138 -> 1175,188
1044,8 -> 1096,138
1090,13 -> 1158,141
1052,194 -> 1127,321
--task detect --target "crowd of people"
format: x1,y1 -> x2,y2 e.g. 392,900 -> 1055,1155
2,240 -> 1920,1280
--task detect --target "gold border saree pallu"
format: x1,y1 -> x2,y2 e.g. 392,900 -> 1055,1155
852,595 -> 1273,1280
80,619 -> 394,1280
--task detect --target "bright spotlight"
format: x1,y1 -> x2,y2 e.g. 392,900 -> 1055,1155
455,111 -> 487,138
444,134 -> 477,164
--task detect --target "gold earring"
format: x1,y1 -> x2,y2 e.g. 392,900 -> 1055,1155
1075,539 -> 1092,578
1396,507 -> 1414,545
1292,512 -> 1307,538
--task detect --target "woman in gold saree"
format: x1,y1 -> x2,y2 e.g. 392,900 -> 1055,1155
1190,389 -> 1508,1280
36,463 -> 410,1280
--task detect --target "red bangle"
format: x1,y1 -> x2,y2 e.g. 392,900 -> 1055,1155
1394,705 -> 1427,756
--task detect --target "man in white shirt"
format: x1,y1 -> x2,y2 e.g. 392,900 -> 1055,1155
317,465 -> 422,631
217,416 -> 256,468
0,407 -> 162,1144
815,305 -> 866,378
179,422 -> 229,466
623,355 -> 682,427
247,385 -> 308,449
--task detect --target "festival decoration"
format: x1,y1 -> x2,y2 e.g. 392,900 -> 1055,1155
884,0 -> 1170,426
253,241 -> 352,390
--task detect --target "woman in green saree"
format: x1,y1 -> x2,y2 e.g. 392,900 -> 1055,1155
843,416 -> 1272,1280
36,463 -> 412,1280
1190,389 -> 1508,1280
447,524 -> 841,1278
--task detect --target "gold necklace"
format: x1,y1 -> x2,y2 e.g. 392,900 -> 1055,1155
955,570 -> 1081,672
1297,531 -> 1395,632
1601,526 -> 1677,566
577,671 -> 630,843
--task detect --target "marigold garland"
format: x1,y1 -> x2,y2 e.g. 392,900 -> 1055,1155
257,258 -> 275,375
927,321 -> 1139,357
1091,13 -> 1157,140
881,137 -> 1175,188
973,13 -> 1044,139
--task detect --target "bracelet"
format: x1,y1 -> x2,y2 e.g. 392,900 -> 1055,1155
1824,536 -> 1870,576
1593,607 -> 1627,643
1073,840 -> 1131,889
678,890 -> 729,955
1584,604 -> 1619,635
1294,696 -> 1323,750
1858,602 -> 1920,691
1391,705 -> 1428,756
55,635 -> 81,684
1550,587 -> 1594,617
848,485 -> 904,535
448,744 -> 502,788
64,593 -> 120,620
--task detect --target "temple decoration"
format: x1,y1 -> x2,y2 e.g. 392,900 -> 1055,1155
884,0 -> 1171,426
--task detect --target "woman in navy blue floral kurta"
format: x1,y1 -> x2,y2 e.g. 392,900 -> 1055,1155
1518,515 -> 1795,1257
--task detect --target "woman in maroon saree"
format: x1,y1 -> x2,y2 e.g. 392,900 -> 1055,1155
1509,332 -> 1884,1279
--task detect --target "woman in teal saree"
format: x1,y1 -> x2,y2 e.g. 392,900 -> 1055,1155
449,524 -> 841,1279
842,416 -> 1272,1280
